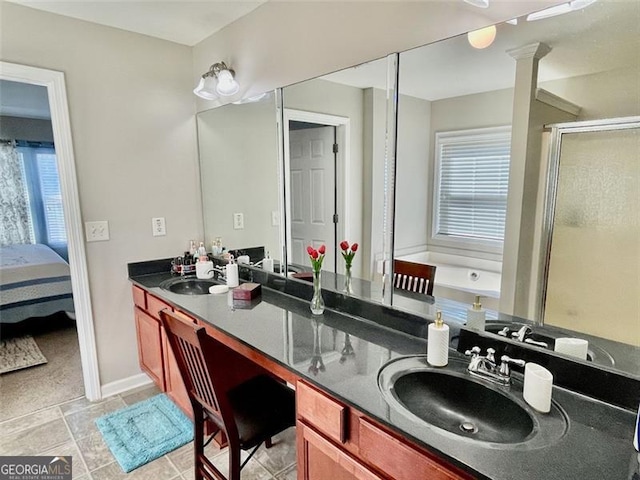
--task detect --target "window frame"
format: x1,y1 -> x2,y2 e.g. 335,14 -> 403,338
430,125 -> 512,256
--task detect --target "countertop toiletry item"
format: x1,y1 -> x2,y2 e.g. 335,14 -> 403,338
523,363 -> 553,413
262,252 -> 274,273
197,242 -> 207,259
226,256 -> 239,288
232,282 -> 261,300
554,338 -> 588,360
189,240 -> 197,256
209,285 -> 229,295
196,259 -> 214,279
427,311 -> 449,367
466,295 -> 486,330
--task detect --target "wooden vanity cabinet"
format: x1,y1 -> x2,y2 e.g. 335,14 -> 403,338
296,380 -> 474,480
132,286 -> 192,416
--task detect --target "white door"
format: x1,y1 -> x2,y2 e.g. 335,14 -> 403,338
289,125 -> 336,271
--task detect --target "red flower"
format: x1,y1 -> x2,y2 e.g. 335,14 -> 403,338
310,250 -> 319,259
351,243 -> 358,252
340,241 -> 349,251
318,244 -> 326,255
307,246 -> 314,256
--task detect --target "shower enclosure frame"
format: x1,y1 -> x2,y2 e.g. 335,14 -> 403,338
536,115 -> 640,325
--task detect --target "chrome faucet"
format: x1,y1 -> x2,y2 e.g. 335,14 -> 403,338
464,346 -> 525,386
498,325 -> 549,349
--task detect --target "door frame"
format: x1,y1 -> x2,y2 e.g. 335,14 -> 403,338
283,109 -> 351,272
1,61 -> 101,401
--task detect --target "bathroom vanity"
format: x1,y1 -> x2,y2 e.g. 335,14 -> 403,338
129,261 -> 638,480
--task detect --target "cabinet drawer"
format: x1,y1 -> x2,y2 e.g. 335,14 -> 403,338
358,419 -> 470,480
132,286 -> 146,310
147,293 -> 172,320
297,381 -> 347,444
298,421 -> 384,480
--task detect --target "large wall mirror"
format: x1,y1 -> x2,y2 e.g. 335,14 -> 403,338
198,92 -> 283,264
281,55 -> 395,298
391,0 -> 639,376
197,1 -> 639,379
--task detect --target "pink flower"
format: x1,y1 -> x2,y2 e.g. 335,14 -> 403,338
340,241 -> 349,251
351,243 -> 358,252
310,250 -> 319,259
318,244 -> 326,255
307,246 -> 314,256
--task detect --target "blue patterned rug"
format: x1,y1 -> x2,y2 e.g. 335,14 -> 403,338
95,394 -> 193,472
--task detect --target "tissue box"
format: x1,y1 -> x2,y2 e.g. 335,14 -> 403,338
232,282 -> 261,300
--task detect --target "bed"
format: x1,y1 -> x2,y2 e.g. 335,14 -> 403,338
0,244 -> 75,324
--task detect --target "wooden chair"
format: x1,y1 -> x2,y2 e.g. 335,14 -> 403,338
160,310 -> 296,480
393,260 -> 437,296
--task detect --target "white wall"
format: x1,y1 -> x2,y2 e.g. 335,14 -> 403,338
0,2 -> 201,385
192,1 -> 562,112
395,94 -> 431,254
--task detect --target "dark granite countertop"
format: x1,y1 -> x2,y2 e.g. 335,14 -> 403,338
129,270 -> 638,480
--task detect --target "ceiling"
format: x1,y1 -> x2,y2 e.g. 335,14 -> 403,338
322,0 -> 639,101
6,0 -> 266,46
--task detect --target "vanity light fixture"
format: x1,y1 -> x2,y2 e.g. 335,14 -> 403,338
526,0 -> 597,21
193,61 -> 240,99
467,25 -> 497,49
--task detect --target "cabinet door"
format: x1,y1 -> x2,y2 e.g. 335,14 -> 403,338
134,307 -> 165,389
298,422 -> 385,480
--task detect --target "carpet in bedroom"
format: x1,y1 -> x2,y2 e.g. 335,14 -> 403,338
0,323 -> 84,422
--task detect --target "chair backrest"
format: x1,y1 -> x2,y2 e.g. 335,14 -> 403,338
160,310 -> 238,438
393,260 -> 437,296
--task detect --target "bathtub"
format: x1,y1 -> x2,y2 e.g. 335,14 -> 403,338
397,251 -> 502,309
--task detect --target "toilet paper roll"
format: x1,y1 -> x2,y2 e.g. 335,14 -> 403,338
523,363 -> 553,413
554,338 -> 588,360
237,255 -> 250,265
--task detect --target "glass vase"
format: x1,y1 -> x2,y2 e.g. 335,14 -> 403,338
310,270 -> 325,315
344,264 -> 353,295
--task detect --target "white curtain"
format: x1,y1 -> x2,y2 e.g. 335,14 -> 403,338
0,143 -> 34,245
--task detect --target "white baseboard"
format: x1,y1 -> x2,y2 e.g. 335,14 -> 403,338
101,373 -> 153,399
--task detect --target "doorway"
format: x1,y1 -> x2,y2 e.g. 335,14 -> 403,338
283,109 -> 350,274
0,62 -> 100,403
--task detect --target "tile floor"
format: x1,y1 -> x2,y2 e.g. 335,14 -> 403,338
0,384 -> 297,480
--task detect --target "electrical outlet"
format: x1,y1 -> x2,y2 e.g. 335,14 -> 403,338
152,217 -> 166,236
233,213 -> 244,230
271,211 -> 280,226
85,221 -> 110,242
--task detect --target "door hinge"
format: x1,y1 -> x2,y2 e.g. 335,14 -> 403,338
333,143 -> 339,154
333,214 -> 339,224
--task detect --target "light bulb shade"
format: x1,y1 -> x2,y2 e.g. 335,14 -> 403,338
215,69 -> 240,96
467,25 -> 497,49
193,76 -> 218,100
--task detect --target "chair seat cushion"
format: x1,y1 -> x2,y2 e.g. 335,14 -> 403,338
227,375 -> 296,450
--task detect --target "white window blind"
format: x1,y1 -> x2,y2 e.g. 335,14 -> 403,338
36,152 -> 67,245
434,127 -> 511,245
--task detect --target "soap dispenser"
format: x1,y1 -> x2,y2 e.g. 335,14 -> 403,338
262,252 -> 274,273
427,311 -> 449,367
226,255 -> 239,288
466,295 -> 486,330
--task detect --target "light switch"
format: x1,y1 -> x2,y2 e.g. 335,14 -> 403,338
152,217 -> 166,236
271,211 -> 280,226
85,221 -> 110,242
233,213 -> 244,230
